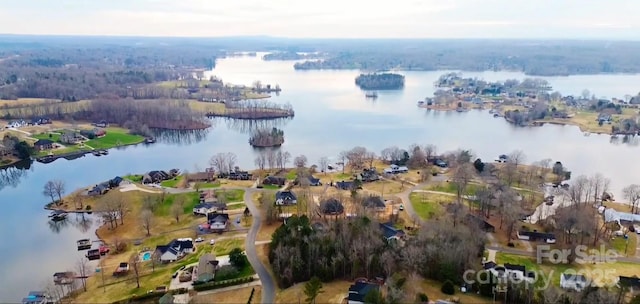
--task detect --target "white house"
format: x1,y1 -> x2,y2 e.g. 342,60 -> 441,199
383,164 -> 409,174
193,202 -> 227,215
207,213 -> 230,232
275,191 -> 297,206
155,238 -> 195,263
560,273 -> 588,292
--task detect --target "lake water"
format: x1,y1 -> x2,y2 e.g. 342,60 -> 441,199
2,53 -> 640,301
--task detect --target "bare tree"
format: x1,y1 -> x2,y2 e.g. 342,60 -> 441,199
424,144 -> 437,160
254,152 -> 266,171
294,155 -> 308,168
503,162 -> 518,186
130,252 -> 141,288
266,149 -> 277,171
590,173 -> 610,205
338,151 -> 348,173
407,144 -> 428,169
52,180 -> 66,202
344,147 -> 368,171
140,209 -> 153,236
508,150 -> 526,168
624,184 -> 640,214
76,257 -> 89,292
318,157 -> 329,174
209,152 -> 238,174
43,180 -> 57,204
171,196 -> 184,223
282,151 -> 291,169
452,163 -> 474,204
113,193 -> 126,225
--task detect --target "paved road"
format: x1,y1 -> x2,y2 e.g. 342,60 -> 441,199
244,188 -> 276,304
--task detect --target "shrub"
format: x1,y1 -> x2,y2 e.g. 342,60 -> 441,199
441,280 -> 455,295
215,265 -> 239,281
193,276 -> 254,292
229,247 -> 248,268
85,205 -> 92,210
416,293 -> 429,303
114,240 -> 128,253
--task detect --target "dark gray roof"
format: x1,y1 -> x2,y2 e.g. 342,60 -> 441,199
363,196 -> 385,208
321,198 -> 344,214
348,282 -> 378,303
380,222 -> 405,239
34,139 -> 53,146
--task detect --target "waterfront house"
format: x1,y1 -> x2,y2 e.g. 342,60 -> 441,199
187,170 -> 216,183
88,183 -> 109,196
109,176 -> 124,188
33,139 -> 54,151
295,175 -> 322,186
142,170 -> 172,184
275,190 -> 297,206
207,212 -> 230,232
60,131 -> 83,144
80,128 -> 106,138
363,196 -> 386,212
347,282 -> 380,304
53,272 -> 75,285
320,198 -> 344,215
560,273 -> 588,291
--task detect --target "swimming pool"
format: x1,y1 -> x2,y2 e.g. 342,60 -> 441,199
141,251 -> 151,261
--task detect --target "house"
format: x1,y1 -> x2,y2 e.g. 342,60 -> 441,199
487,263 -> 535,284
80,128 -> 106,138
142,170 -> 172,184
263,175 -> 286,186
295,176 -> 322,186
93,120 -> 108,128
618,276 -> 640,294
194,202 -> 227,215
560,273 -> 588,291
196,253 -> 218,283
380,222 -> 405,242
383,164 -> 409,174
517,231 -> 556,243
155,238 -> 195,263
336,180 -> 362,191
187,170 -> 216,182
357,168 -> 380,182
347,282 -> 380,304
60,131 -> 82,144
363,196 -> 386,212
227,170 -> 253,180
88,183 -> 109,196
275,190 -> 297,206
30,117 -> 51,125
109,176 -> 124,188
320,198 -> 344,215
22,291 -> 51,304
465,214 -> 495,232
53,272 -> 75,285
207,212 -> 230,232
33,139 -> 54,151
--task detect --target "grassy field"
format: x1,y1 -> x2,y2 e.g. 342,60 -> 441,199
362,179 -> 407,195
154,192 -> 200,216
0,100 -> 91,117
215,189 -> 245,202
228,203 -> 247,210
409,192 -> 455,219
0,98 -> 56,107
192,286 -> 261,304
277,280 -> 352,304
85,127 -> 144,149
160,175 -> 185,188
611,234 -> 637,257
195,181 -> 221,189
425,182 -> 480,195
404,275 -> 493,304
123,174 -> 144,183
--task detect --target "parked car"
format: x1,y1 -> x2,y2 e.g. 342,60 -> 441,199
210,239 -> 215,245
399,204 -> 404,211
195,237 -> 204,243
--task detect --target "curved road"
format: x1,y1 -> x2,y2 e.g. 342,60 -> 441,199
243,188 -> 276,304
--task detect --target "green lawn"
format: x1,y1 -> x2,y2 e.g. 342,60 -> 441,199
33,132 -> 61,142
261,184 -> 280,190
212,239 -> 245,256
35,145 -> 89,157
155,192 -> 200,216
409,192 -> 444,219
161,175 -> 184,188
426,182 -> 480,195
215,189 -> 245,202
285,170 -> 297,180
124,174 -> 143,183
84,128 -> 144,149
611,234 -> 637,257
214,263 -> 255,282
335,173 -> 351,180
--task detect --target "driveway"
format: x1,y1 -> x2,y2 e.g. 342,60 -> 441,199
243,188 -> 276,304
169,262 -> 198,290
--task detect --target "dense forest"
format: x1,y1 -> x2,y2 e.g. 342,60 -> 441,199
292,40 -> 640,76
355,73 -> 405,90
0,42 -> 218,100
262,51 -> 322,61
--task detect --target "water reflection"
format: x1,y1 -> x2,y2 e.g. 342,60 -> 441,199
71,213 -> 94,234
48,218 -> 70,234
216,117 -> 293,134
151,128 -> 210,145
0,160 -> 31,192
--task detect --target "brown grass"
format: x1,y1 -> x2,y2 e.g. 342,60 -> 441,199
0,98 -> 56,107
218,179 -> 256,189
192,286 -> 262,304
0,100 -> 91,117
276,280 -> 352,304
187,100 -> 226,114
362,179 -> 408,196
405,275 -> 493,304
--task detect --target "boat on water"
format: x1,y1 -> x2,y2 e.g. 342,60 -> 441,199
365,92 -> 378,98
145,137 -> 156,144
49,210 -> 68,221
92,151 -> 101,156
417,100 -> 425,105
99,150 -> 108,155
77,239 -> 92,251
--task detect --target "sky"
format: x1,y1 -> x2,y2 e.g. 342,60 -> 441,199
1,0 -> 639,39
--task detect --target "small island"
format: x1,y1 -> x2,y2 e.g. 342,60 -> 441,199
249,128 -> 284,147
355,73 -> 405,90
